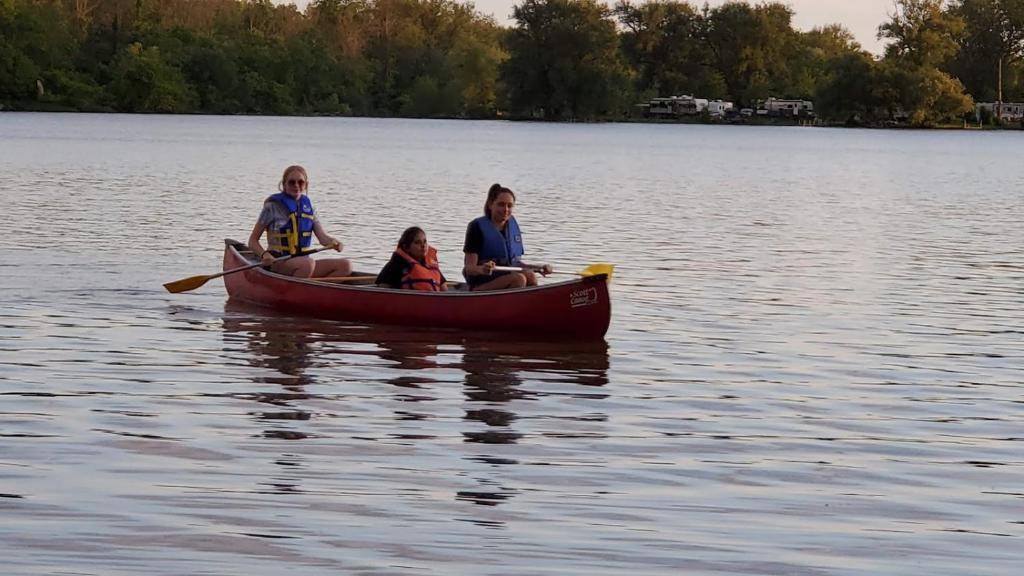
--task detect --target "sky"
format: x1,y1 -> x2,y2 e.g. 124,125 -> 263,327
281,0 -> 893,54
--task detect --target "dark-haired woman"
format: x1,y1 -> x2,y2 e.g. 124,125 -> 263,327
376,226 -> 447,291
462,183 -> 552,291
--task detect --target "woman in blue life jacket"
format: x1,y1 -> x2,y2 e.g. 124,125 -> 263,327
375,226 -> 448,291
462,183 -> 552,291
247,165 -> 352,278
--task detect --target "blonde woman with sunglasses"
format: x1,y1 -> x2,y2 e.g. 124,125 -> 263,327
247,165 -> 351,278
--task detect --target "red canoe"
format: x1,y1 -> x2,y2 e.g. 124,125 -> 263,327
221,240 -> 611,339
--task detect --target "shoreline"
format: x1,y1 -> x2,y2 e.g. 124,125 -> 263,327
3,105 -> 1022,130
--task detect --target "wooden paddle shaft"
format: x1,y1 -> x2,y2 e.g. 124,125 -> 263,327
218,245 -> 336,280
163,244 -> 340,293
492,265 -> 571,276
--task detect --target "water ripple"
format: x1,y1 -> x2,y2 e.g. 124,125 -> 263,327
1,115 -> 1021,575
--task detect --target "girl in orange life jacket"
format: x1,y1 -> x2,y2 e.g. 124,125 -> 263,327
375,227 -> 448,291
376,227 -> 448,291
463,183 -> 552,291
247,165 -> 352,279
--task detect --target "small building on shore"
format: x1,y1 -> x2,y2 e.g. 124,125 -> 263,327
707,100 -> 734,117
638,95 -> 709,118
976,102 -> 1024,122
637,95 -> 813,121
758,98 -> 815,118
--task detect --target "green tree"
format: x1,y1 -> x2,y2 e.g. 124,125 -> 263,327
786,25 -> 863,101
107,42 -> 196,112
879,0 -> 964,67
282,32 -> 369,115
614,1 -> 719,98
702,2 -> 800,105
0,3 -> 42,102
802,24 -> 862,57
950,0 -> 1024,102
444,16 -> 506,117
355,0 -> 496,117
0,0 -> 81,105
310,0 -> 372,58
877,0 -> 973,125
364,0 -> 425,115
815,50 -> 882,123
503,0 -> 631,120
877,61 -> 974,125
180,34 -> 243,113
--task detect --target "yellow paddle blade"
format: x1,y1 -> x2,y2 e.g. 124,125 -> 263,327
580,263 -> 614,280
163,274 -> 212,294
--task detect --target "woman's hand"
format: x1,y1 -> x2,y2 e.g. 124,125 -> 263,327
481,260 -> 496,275
521,263 -> 552,276
324,237 -> 343,252
260,252 -> 275,265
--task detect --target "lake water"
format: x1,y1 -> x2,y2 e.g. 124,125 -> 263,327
1,113 -> 1022,575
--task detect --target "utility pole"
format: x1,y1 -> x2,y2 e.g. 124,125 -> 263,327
997,57 -> 1003,123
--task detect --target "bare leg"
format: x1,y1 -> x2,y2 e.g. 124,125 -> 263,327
271,256 -> 315,278
471,273 -> 527,291
312,258 -> 352,278
523,270 -> 539,286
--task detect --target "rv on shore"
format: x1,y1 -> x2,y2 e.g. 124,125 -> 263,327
638,95 -> 814,121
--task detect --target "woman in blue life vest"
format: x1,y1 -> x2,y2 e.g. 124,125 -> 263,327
247,165 -> 352,278
375,226 -> 448,291
462,183 -> 552,291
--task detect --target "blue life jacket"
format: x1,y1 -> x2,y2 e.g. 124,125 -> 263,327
473,215 -> 524,266
266,193 -> 315,256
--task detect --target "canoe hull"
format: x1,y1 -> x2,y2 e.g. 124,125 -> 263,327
221,240 -> 611,339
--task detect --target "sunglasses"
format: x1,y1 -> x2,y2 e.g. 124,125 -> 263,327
286,178 -> 306,187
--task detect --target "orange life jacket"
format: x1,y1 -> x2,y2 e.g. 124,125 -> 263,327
396,246 -> 443,291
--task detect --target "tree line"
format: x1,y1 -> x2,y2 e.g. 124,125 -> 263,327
1,0 -> 1022,126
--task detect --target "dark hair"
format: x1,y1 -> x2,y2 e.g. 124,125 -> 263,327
483,183 -> 516,218
397,226 -> 425,250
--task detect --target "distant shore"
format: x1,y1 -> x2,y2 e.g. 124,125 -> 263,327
4,105 -> 1023,131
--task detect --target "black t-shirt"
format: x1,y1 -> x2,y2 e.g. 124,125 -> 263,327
462,219 -> 487,255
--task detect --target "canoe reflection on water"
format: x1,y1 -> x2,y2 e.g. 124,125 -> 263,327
220,302 -> 611,505
221,301 -> 611,389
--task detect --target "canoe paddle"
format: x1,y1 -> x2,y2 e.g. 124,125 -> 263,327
163,245 -> 337,294
493,263 -> 615,280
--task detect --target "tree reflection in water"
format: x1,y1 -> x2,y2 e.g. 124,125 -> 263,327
221,301 -> 610,508
220,303 -> 330,494
458,338 -> 610,507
